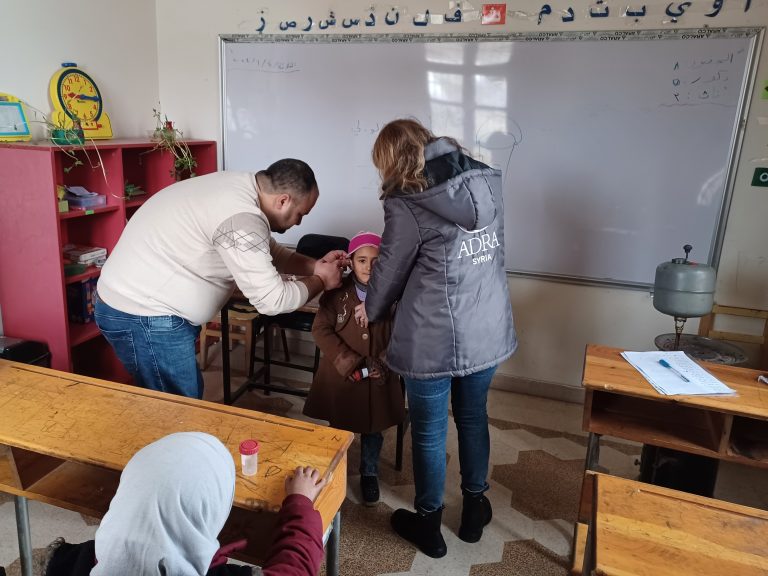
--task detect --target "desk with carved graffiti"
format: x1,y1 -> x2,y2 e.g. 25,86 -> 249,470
0,359 -> 352,576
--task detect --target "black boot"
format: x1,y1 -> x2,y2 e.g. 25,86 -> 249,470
391,507 -> 447,558
458,492 -> 492,543
360,475 -> 380,506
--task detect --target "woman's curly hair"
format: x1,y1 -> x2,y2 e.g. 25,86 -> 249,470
372,118 -> 461,197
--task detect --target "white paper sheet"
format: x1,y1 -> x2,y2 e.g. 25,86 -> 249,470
621,350 -> 736,396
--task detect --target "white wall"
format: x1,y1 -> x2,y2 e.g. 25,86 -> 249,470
4,0 -> 767,392
0,0 -> 159,138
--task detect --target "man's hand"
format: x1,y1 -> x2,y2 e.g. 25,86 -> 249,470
319,249 -> 349,271
314,258 -> 343,290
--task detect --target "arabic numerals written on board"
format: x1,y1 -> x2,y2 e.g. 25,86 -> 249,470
351,120 -> 381,136
231,57 -> 299,72
671,52 -> 734,104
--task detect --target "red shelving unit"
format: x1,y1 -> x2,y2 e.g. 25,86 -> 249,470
59,205 -> 120,220
0,138 -> 217,382
124,198 -> 146,209
64,267 -> 101,285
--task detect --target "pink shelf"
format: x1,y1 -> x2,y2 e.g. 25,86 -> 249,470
64,267 -> 101,285
69,322 -> 101,347
125,198 -> 147,209
0,139 -> 217,379
0,138 -> 214,152
59,205 -> 120,220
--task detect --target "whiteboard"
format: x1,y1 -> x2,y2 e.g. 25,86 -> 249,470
220,29 -> 759,286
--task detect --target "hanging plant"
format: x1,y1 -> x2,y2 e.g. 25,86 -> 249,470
149,107 -> 197,180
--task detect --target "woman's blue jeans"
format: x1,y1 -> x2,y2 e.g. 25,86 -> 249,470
94,294 -> 204,399
403,365 -> 497,514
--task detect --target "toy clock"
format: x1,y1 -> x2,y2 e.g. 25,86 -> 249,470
49,63 -> 112,139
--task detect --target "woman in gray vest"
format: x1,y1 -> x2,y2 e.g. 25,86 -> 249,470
360,118 -> 517,558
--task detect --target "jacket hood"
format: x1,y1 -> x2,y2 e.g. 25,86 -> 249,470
92,432 -> 235,576
404,138 -> 501,231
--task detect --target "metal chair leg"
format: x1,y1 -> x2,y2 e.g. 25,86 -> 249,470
248,317 -> 263,379
280,327 -> 291,362
395,422 -> 404,471
221,306 -> 231,405
263,322 -> 272,395
582,476 -> 598,575
15,496 -> 32,576
585,432 -> 601,472
326,511 -> 341,576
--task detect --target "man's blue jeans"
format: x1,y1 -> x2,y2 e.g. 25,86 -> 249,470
94,294 -> 204,399
403,365 -> 497,514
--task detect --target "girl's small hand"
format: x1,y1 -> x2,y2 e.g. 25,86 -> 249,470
354,303 -> 368,328
285,466 -> 328,501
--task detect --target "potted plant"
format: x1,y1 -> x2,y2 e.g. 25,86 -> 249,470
149,108 -> 197,181
50,117 -> 84,146
23,103 -> 104,177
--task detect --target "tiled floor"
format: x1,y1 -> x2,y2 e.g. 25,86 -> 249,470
2,343 -> 767,575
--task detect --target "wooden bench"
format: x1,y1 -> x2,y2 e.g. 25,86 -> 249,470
573,472 -> 768,575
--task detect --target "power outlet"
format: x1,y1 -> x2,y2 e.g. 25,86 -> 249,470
752,167 -> 768,187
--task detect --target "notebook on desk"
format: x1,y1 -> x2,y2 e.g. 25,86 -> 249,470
621,350 -> 737,396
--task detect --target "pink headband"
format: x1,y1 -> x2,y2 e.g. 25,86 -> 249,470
348,231 -> 381,255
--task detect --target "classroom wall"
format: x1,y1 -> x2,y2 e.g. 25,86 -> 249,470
0,0 -> 160,340
156,0 -> 768,396
0,0 -> 160,140
3,0 -> 766,396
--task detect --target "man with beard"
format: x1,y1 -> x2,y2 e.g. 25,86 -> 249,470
95,159 -> 345,398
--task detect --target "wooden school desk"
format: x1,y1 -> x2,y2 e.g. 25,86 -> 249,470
574,472 -> 768,575
581,344 -> 768,473
0,359 -> 353,576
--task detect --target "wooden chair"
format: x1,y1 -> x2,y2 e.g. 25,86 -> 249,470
200,307 -> 261,371
698,304 -> 768,369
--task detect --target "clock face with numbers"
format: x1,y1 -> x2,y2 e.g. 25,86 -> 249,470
56,68 -> 103,122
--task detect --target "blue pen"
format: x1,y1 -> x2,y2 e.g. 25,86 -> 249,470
659,359 -> 690,382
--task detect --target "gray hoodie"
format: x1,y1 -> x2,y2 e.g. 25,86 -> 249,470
366,138 -> 517,379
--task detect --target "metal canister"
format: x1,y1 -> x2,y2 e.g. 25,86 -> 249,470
653,245 -> 716,318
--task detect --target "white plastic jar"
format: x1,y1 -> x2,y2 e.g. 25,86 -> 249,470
239,439 -> 259,476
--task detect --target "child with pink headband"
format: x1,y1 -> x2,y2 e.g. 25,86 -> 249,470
304,231 -> 405,505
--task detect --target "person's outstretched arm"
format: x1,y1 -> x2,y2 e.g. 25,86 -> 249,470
365,197 -> 420,322
261,467 -> 328,576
